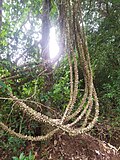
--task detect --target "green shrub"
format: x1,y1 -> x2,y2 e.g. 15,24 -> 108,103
12,151 -> 35,160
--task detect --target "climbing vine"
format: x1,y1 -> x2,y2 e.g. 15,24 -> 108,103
0,0 -> 99,141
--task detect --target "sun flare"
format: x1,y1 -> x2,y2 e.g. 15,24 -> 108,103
49,27 -> 59,59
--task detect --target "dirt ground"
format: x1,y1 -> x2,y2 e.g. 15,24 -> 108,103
0,131 -> 120,160
41,132 -> 120,160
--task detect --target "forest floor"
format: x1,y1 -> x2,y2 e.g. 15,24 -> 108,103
0,123 -> 120,160
41,132 -> 120,160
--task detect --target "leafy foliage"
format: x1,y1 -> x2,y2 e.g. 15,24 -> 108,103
12,151 -> 35,160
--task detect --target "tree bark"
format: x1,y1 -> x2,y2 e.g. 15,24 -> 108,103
41,0 -> 53,91
39,0 -> 53,150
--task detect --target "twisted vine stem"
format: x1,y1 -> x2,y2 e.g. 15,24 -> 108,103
0,0 -> 99,141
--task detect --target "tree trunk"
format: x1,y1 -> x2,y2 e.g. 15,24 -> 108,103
41,0 -> 53,91
40,0 -> 53,150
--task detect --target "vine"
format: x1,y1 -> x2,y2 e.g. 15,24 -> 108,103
0,0 -> 99,141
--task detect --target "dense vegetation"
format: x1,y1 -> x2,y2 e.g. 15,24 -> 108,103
0,0 -> 120,159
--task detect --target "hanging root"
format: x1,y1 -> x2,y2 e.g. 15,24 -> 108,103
0,0 -> 99,141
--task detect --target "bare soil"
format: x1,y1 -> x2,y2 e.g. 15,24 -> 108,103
0,131 -> 120,160
41,132 -> 120,160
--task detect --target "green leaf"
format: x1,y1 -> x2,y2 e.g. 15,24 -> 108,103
19,152 -> 25,160
28,151 -> 35,160
0,80 -> 7,92
12,157 -> 19,160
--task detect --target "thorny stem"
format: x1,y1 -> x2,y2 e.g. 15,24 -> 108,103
0,0 -> 99,141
